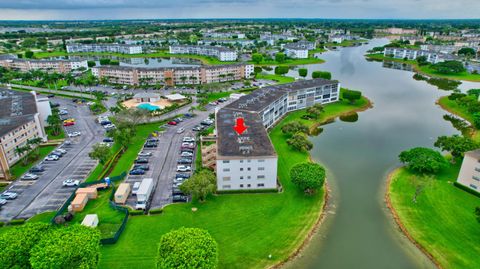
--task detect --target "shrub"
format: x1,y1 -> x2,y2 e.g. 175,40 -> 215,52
9,218 -> 26,225
290,162 -> 326,194
399,147 -> 448,174
149,208 -> 163,215
342,89 -> 362,104
431,60 -> 466,74
312,71 -> 331,79
129,209 -> 144,215
157,227 -> 218,269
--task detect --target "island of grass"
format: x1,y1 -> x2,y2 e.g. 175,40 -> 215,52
387,163 -> 480,269
323,39 -> 369,48
98,94 -> 371,269
365,53 -> 480,82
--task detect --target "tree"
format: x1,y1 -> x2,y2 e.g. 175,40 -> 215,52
290,162 -> 326,194
275,52 -> 286,63
89,143 -> 112,165
29,225 -> 100,269
109,127 -> 135,151
458,48 -> 476,57
87,60 -> 96,67
298,68 -> 308,78
431,61 -> 466,74
99,58 -> 111,65
253,66 -> 262,74
180,169 -> 216,202
274,66 -> 289,76
251,53 -> 263,64
27,137 -> 43,157
157,227 -> 218,269
46,114 -> 62,136
287,133 -> 313,152
306,103 -> 324,119
434,135 -> 478,162
0,223 -> 51,269
416,56 -> 428,66
281,121 -> 309,135
312,71 -> 331,79
15,145 -> 31,165
399,147 -> 448,174
25,50 -> 34,59
342,89 -> 362,104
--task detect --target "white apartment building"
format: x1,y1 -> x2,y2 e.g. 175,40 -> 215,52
457,150 -> 480,192
0,89 -> 48,180
283,41 -> 315,59
169,45 -> 238,61
0,58 -> 88,74
384,47 -> 441,64
66,43 -> 143,54
214,79 -> 340,191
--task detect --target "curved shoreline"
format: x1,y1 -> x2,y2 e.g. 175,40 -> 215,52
384,168 -> 442,269
269,97 -> 373,269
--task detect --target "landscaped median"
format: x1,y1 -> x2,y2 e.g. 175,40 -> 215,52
98,95 -> 371,269
386,164 -> 480,269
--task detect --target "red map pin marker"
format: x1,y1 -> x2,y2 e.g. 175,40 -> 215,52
233,117 -> 248,135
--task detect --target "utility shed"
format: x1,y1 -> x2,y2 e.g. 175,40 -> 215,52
114,183 -> 131,204
70,193 -> 88,212
76,187 -> 98,199
81,214 -> 99,228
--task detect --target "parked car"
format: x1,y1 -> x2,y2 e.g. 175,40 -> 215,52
100,120 -> 112,126
104,124 -> 116,130
180,152 -> 193,157
218,97 -> 227,102
68,132 -> 81,137
132,182 -> 141,195
192,126 -> 202,131
177,159 -> 192,165
176,128 -> 185,134
55,148 -> 67,154
129,169 -> 146,175
180,148 -> 194,153
172,187 -> 184,195
173,195 -> 188,202
135,158 -> 149,164
176,165 -> 191,172
0,199 -> 6,206
133,164 -> 150,171
52,150 -> 64,156
29,166 -> 45,173
63,121 -> 74,127
103,137 -> 114,143
183,137 -> 195,143
184,113 -> 194,118
144,142 -> 158,148
167,121 -> 177,126
44,155 -> 59,161
173,177 -> 186,183
62,179 -> 80,187
0,192 -> 18,200
176,173 -> 190,179
64,118 -> 76,123
138,151 -> 152,157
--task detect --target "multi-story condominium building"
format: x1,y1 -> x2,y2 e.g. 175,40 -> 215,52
0,58 -> 88,74
457,150 -> 480,192
374,28 -> 418,35
198,39 -> 255,47
169,45 -> 237,62
283,41 -> 315,59
91,63 -> 254,86
66,43 -> 143,54
203,31 -> 246,39
420,44 -> 458,54
260,33 -> 296,45
0,89 -> 48,180
215,79 -> 340,191
384,47 -> 441,64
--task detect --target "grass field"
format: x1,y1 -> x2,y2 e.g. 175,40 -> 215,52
388,165 -> 480,269
98,96 -> 370,269
366,53 -> 480,82
437,96 -> 480,142
251,57 -> 325,67
9,146 -> 56,179
255,73 -> 296,84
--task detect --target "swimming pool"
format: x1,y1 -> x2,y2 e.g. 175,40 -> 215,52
137,103 -> 160,111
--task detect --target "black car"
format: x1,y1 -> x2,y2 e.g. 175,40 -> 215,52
100,121 -> 112,126
135,158 -> 149,164
172,188 -> 184,195
47,94 -> 55,98
50,102 -> 60,108
103,137 -> 114,143
177,159 -> 192,164
29,166 -> 45,173
173,195 -> 188,202
176,173 -> 190,179
72,98 -> 78,103
147,138 -> 159,143
144,142 -> 158,148
133,164 -> 150,171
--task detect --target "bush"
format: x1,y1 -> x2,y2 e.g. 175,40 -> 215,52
274,66 -> 289,75
342,89 -> 362,104
9,218 -> 25,225
149,208 -> 163,215
399,147 -> 448,174
0,223 -> 51,269
0,222 -> 4,227
290,162 -> 326,194
87,60 -> 96,67
431,60 -> 466,74
129,209 -> 144,215
287,133 -> 313,152
29,225 -> 100,269
157,227 -> 218,269
312,71 -> 331,79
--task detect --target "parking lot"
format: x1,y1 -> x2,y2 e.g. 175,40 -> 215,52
0,97 -> 105,221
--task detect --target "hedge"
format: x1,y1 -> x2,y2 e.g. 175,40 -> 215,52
216,188 -> 278,194
9,219 -> 25,225
453,182 -> 480,198
149,208 -> 163,215
128,209 -> 144,216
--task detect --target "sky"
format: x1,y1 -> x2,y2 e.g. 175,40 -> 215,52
0,0 -> 479,20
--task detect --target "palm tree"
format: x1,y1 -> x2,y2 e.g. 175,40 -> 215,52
46,115 -> 62,136
14,145 -> 31,166
27,137 -> 43,156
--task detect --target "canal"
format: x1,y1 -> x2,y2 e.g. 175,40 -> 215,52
285,39 -> 480,269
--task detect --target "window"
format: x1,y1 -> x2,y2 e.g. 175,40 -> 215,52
247,184 -> 251,187
247,159 -> 251,163
222,176 -> 231,181
247,167 -> 251,171
470,184 -> 478,190
223,168 -> 230,172
223,160 -> 230,164
247,176 -> 251,179
475,167 -> 480,172
222,185 -> 231,189
240,184 -> 244,188
240,168 -> 244,171
258,159 -> 265,163
240,160 -> 244,163
473,176 -> 480,181
240,176 -> 244,180
257,183 -> 265,187
258,167 -> 265,171
257,175 -> 265,179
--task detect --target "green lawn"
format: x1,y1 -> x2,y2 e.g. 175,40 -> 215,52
255,73 -> 296,84
437,96 -> 480,142
388,164 -> 480,269
9,146 -> 56,179
45,126 -> 65,140
98,97 -> 370,269
14,79 -> 68,91
27,211 -> 56,223
250,57 -> 325,67
366,53 -> 480,82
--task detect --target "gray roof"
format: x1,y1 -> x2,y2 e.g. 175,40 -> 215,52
95,63 -> 247,72
0,89 -> 38,138
171,44 -> 235,52
216,108 -> 276,158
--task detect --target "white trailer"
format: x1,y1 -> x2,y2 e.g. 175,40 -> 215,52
135,178 -> 153,210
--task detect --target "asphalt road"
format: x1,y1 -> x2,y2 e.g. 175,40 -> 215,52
0,97 -> 105,221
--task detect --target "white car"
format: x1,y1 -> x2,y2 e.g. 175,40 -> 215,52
177,128 -> 185,134
183,137 -> 195,143
176,165 -> 192,172
21,173 -> 39,180
132,182 -> 141,195
45,155 -> 59,161
180,152 -> 193,157
0,199 -> 6,206
138,152 -> 152,157
181,142 -> 194,147
63,179 -> 80,187
55,148 -> 67,154
0,191 -> 18,200
68,132 -> 81,137
104,124 -> 116,130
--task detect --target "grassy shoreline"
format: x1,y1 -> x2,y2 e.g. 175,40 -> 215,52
365,53 -> 480,82
98,96 -> 371,269
436,96 -> 480,142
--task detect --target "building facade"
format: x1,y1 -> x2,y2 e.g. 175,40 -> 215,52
91,63 -> 254,86
0,58 -> 88,74
457,150 -> 480,192
384,47 -> 442,64
0,89 -> 48,180
169,45 -> 237,61
66,43 -> 143,54
214,79 -> 340,191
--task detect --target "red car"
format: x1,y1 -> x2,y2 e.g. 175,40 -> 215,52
168,121 -> 177,125
63,122 -> 75,126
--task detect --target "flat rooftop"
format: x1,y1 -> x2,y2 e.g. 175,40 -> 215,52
0,89 -> 37,138
216,108 -> 276,158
